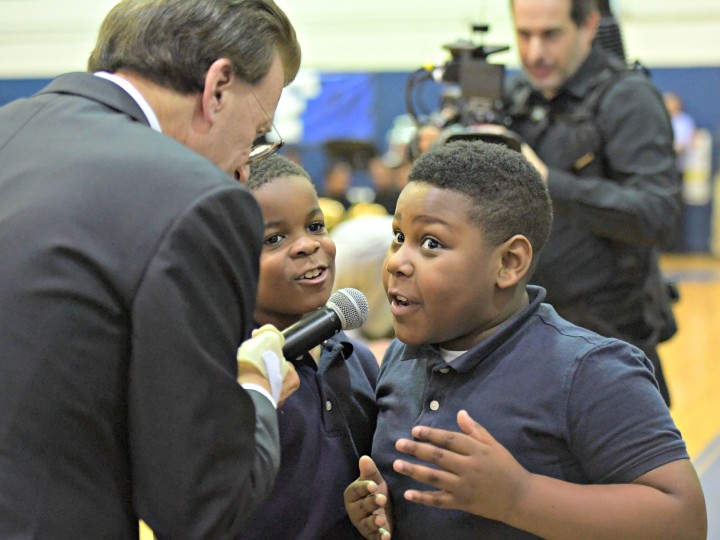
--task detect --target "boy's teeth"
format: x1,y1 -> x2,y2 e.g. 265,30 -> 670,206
396,294 -> 408,303
303,268 -> 321,279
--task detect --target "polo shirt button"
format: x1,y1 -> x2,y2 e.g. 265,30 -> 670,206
439,368 -> 450,374
430,400 -> 440,411
326,400 -> 332,411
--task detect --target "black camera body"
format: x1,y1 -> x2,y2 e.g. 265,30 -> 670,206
407,25 -> 523,153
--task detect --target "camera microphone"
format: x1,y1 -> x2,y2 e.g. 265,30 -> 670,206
282,288 -> 369,359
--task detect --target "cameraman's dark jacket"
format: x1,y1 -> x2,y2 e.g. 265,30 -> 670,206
504,46 -> 681,348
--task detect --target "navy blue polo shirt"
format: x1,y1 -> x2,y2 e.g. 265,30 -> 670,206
240,331 -> 378,540
372,286 -> 687,539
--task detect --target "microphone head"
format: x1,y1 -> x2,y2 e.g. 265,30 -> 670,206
327,288 -> 369,331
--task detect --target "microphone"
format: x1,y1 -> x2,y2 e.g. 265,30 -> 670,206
282,288 -> 369,359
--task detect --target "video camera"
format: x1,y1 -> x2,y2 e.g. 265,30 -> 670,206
406,24 -> 523,153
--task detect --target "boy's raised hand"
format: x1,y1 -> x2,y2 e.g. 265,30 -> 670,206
344,455 -> 392,540
392,409 -> 532,523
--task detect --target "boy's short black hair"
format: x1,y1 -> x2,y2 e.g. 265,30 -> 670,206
408,140 -> 553,256
248,154 -> 312,191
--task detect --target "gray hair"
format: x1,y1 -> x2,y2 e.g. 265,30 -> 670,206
87,0 -> 301,93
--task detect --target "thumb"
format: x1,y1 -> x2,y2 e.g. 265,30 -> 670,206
358,455 -> 383,483
252,323 -> 286,347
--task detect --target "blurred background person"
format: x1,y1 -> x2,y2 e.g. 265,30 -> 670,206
663,91 -> 699,251
322,160 -> 354,211
663,91 -> 698,175
332,213 -> 395,351
368,155 -> 401,215
505,0 -> 680,406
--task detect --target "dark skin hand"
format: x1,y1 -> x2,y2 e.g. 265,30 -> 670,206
344,455 -> 393,539
392,409 -> 529,523
392,410 -> 707,539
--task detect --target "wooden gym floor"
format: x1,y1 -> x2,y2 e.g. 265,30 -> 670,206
658,253 -> 720,536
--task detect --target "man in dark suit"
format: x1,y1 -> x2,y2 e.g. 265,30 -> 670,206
0,1 -> 301,538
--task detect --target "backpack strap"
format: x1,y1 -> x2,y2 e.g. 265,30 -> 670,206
568,60 -> 648,123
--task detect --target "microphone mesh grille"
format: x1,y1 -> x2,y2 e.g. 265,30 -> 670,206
328,288 -> 369,330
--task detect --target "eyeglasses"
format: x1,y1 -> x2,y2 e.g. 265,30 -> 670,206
247,87 -> 284,164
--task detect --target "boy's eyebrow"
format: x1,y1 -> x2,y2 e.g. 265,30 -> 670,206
263,218 -> 284,229
412,214 -> 452,226
262,207 -> 323,229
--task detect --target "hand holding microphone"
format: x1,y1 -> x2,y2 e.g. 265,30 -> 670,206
237,288 -> 368,406
237,325 -> 298,405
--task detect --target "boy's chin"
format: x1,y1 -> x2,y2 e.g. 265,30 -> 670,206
297,295 -> 331,315
394,327 -> 431,348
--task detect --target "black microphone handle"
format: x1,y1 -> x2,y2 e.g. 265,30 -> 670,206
282,307 -> 341,360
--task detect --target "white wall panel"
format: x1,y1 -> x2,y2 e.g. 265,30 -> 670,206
619,0 -> 720,18
0,0 -> 118,77
0,0 -> 717,77
277,0 -> 516,71
623,21 -> 720,66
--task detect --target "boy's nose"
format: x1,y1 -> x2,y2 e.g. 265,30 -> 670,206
292,237 -> 321,256
385,248 -> 412,277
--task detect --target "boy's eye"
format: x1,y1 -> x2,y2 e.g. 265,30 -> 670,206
308,221 -> 326,234
264,233 -> 283,246
421,237 -> 441,250
393,231 -> 405,244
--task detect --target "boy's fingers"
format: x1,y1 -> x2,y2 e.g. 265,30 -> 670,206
357,512 -> 388,539
406,425 -> 474,456
403,488 -> 455,509
406,411 -> 494,454
457,409 -> 493,441
345,479 -> 376,503
393,457 -> 456,489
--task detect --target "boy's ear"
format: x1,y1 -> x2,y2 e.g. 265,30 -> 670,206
496,235 -> 533,289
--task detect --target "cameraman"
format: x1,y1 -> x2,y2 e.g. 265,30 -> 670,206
504,0 -> 680,406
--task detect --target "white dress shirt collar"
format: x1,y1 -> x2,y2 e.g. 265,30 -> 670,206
94,71 -> 162,133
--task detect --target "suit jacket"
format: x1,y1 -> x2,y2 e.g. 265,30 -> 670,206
0,73 -> 280,539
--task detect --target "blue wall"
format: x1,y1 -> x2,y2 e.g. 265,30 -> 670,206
3,68 -> 718,149
0,78 -> 52,107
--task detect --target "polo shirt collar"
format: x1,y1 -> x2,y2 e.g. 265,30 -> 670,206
399,285 -> 547,372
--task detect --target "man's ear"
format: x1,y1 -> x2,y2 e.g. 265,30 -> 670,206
581,9 -> 601,44
496,235 -> 533,289
200,58 -> 235,123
